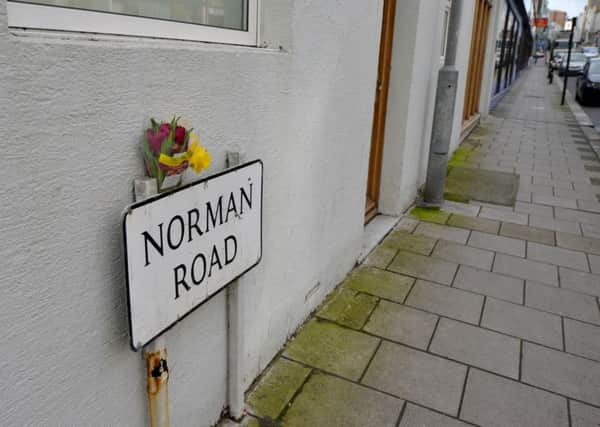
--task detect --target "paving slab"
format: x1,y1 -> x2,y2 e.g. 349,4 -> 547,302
569,400 -> 600,427
479,206 -> 529,225
460,369 -> 569,427
468,230 -> 526,257
493,253 -> 559,285
555,207 -> 600,225
430,317 -> 520,378
399,403 -> 470,427
453,265 -> 524,304
590,254 -> 600,274
556,232 -> 600,255
431,240 -> 494,271
564,318 -> 600,361
363,301 -> 437,350
559,267 -> 600,297
395,216 -> 420,233
532,194 -> 578,209
281,373 -> 402,427
443,201 -> 481,217
447,213 -> 500,234
581,223 -> 600,239
317,288 -> 378,329
388,251 -> 458,285
362,341 -> 467,416
406,280 -> 484,324
514,201 -> 554,217
525,281 -> 600,325
344,266 -> 413,303
363,245 -> 397,269
522,342 -> 600,406
527,242 -> 590,271
500,222 -> 555,245
381,230 -> 436,255
283,320 -> 379,381
413,222 -> 470,244
482,297 -> 562,349
246,358 -> 311,419
529,215 -> 582,235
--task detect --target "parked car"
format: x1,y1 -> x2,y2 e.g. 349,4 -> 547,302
576,58 -> 600,105
582,46 -> 599,58
558,53 -> 587,76
550,52 -> 566,70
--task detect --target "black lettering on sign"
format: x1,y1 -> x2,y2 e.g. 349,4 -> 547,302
208,245 -> 223,277
142,223 -> 164,267
173,264 -> 190,299
224,235 -> 237,265
225,192 -> 238,223
240,183 -> 253,214
167,215 -> 185,250
206,196 -> 223,233
187,208 -> 203,242
191,252 -> 207,285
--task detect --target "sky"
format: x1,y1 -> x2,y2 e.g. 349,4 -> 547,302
548,0 -> 586,18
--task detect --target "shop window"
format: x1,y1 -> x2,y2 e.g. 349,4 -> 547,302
7,0 -> 258,46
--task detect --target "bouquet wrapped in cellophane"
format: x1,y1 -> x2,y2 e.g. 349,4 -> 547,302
142,116 -> 211,191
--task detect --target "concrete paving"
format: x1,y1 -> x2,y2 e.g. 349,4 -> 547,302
242,65 -> 600,426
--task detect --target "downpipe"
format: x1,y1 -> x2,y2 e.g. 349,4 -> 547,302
420,0 -> 462,207
421,67 -> 459,206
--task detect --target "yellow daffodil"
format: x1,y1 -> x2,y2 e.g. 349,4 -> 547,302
188,136 -> 211,174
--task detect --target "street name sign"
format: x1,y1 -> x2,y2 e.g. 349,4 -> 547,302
123,160 -> 262,351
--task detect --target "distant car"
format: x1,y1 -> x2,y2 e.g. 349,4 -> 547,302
582,46 -> 599,58
576,58 -> 600,105
558,53 -> 587,76
550,52 -> 566,70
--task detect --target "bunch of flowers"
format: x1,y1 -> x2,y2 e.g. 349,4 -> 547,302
142,116 -> 211,191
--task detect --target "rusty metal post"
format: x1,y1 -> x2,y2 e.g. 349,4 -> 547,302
134,178 -> 170,427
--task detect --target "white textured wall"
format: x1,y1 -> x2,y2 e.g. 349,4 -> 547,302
0,0 -> 383,425
379,0 -> 473,215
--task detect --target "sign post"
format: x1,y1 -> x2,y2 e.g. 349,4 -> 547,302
123,160 -> 263,351
562,17 -> 577,106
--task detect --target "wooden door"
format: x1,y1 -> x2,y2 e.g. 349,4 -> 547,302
366,0 -> 397,223
462,0 -> 492,125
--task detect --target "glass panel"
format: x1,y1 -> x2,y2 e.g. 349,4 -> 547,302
441,10 -> 449,57
18,0 -> 248,30
494,2 -> 508,94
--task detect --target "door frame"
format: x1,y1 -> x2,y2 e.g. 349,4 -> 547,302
366,0 -> 397,223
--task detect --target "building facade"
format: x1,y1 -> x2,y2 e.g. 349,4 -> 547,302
0,0 -> 531,425
549,9 -> 567,29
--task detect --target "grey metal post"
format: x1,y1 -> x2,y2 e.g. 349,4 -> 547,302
561,17 -> 576,106
421,0 -> 462,207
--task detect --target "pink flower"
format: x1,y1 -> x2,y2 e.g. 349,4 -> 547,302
146,125 -> 170,154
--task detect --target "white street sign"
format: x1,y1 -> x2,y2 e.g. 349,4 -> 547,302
123,160 -> 262,351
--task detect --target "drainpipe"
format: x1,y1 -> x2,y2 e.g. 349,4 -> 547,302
420,0 -> 463,207
134,178 -> 170,427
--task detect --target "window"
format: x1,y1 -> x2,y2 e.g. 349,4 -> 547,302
7,0 -> 258,45
440,1 -> 451,63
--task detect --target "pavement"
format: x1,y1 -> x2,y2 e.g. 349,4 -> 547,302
239,63 -> 600,426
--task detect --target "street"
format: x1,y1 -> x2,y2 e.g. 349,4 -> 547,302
564,74 -> 600,128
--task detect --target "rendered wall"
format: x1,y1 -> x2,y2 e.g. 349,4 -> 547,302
379,0 -> 475,215
0,1 -> 383,425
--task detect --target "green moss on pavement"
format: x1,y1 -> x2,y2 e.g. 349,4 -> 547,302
317,288 -> 378,329
284,319 -> 379,381
409,207 -> 450,224
246,358 -> 311,419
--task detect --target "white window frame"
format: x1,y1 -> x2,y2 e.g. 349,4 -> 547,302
7,0 -> 259,46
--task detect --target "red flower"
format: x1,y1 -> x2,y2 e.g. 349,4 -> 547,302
174,126 -> 186,144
